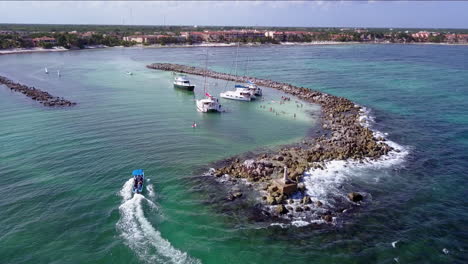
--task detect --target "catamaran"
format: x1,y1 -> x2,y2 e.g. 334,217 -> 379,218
197,92 -> 224,112
173,75 -> 195,91
196,49 -> 223,113
220,85 -> 253,101
220,42 -> 256,102
246,80 -> 262,96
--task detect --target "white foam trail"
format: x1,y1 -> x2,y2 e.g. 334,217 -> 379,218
117,179 -> 201,264
147,184 -> 155,198
120,178 -> 134,202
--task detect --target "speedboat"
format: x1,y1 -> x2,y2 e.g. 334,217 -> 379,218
173,76 -> 195,91
45,67 -> 49,74
246,81 -> 262,96
126,71 -> 133,76
132,169 -> 145,194
196,93 -> 223,113
220,86 -> 253,101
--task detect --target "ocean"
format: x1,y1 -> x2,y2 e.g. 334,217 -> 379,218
0,44 -> 467,263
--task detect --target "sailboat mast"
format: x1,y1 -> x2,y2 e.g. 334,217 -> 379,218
234,42 -> 239,81
203,48 -> 208,94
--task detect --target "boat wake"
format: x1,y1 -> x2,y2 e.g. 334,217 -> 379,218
271,106 -> 410,228
117,178 -> 201,264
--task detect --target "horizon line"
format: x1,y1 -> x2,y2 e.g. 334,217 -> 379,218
1,22 -> 467,30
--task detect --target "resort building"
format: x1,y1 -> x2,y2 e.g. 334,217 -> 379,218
123,34 -> 181,44
32,37 -> 57,46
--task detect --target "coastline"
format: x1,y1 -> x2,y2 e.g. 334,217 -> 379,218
147,63 -> 399,225
0,45 -> 107,56
1,41 -> 466,56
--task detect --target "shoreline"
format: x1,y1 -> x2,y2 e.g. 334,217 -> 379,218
1,41 -> 466,56
0,45 -> 107,56
147,63 -> 396,224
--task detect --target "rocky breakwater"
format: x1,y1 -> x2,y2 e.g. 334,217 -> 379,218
148,63 -> 393,224
0,75 -> 76,107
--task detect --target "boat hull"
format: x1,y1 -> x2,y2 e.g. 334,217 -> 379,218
174,83 -> 195,91
220,93 -> 251,101
196,104 -> 222,113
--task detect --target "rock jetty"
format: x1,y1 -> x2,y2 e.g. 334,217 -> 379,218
148,63 -> 393,222
0,75 -> 76,107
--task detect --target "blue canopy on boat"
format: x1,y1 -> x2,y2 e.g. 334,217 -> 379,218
247,80 -> 254,84
132,169 -> 144,176
235,84 -> 248,88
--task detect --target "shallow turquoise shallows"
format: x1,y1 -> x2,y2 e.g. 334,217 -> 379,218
0,44 -> 467,264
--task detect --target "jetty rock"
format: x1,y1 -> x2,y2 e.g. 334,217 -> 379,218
1,75 -> 76,107
149,63 -> 394,223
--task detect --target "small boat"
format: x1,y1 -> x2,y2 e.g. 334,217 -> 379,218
246,81 -> 262,96
173,76 -> 195,91
220,86 -> 253,101
132,169 -> 145,194
57,70 -> 61,77
44,67 -> 49,74
196,93 -> 223,113
126,71 -> 133,76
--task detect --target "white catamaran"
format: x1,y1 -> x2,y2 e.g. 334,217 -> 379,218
220,43 -> 256,101
196,49 -> 223,113
220,85 -> 253,101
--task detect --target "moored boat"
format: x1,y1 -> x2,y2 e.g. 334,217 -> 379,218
132,169 -> 145,194
220,86 -> 253,101
197,92 -> 223,112
247,81 -> 262,96
173,76 -> 195,91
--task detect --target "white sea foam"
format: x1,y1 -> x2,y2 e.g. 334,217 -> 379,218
120,178 -> 135,202
147,184 -> 155,198
117,179 -> 201,264
283,105 -> 410,226
304,107 -> 409,202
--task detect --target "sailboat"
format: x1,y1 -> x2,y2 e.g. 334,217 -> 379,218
44,67 -> 48,74
196,49 -> 223,113
220,42 -> 254,101
242,58 -> 262,96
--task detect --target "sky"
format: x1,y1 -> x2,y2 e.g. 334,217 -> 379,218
0,1 -> 467,29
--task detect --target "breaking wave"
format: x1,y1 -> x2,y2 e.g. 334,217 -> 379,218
271,106 -> 410,228
117,178 -> 201,264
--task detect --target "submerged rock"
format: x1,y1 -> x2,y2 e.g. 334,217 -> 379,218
276,204 -> 288,215
347,192 -> 363,202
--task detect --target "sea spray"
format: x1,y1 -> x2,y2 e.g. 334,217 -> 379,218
117,179 -> 201,264
268,107 -> 410,227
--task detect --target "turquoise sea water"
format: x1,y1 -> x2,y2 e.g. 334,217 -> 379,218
0,44 -> 467,263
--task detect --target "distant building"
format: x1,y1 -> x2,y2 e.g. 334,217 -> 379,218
411,31 -> 431,40
123,35 -> 173,44
81,31 -> 96,38
457,34 -> 468,43
32,37 -> 56,46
